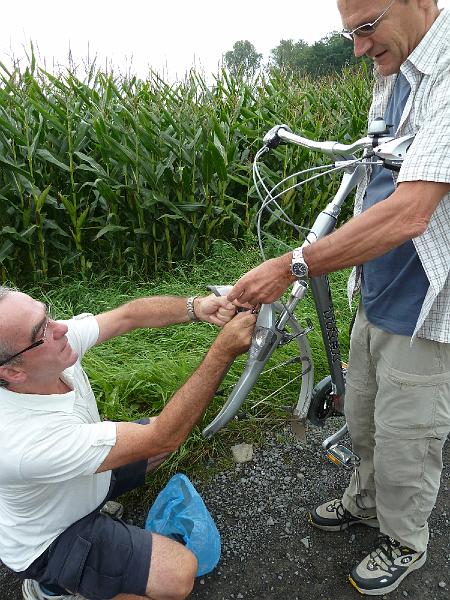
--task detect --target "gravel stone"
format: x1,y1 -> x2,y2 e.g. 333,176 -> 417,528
0,423 -> 448,600
231,443 -> 253,463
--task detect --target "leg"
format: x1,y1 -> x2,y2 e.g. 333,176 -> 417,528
342,306 -> 378,517
146,534 -> 197,600
309,306 -> 379,530
372,329 -> 450,552
347,327 -> 450,595
112,535 -> 197,600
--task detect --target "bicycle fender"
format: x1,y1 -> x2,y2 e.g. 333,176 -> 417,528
202,304 -> 279,438
202,356 -> 269,439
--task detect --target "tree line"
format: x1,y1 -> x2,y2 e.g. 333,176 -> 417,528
224,35 -> 369,77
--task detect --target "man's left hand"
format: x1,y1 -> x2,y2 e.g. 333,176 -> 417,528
195,294 -> 237,326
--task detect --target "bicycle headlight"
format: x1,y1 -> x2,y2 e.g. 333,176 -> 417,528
248,327 -> 277,361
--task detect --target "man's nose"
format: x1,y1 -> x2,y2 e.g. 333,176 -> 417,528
52,321 -> 69,339
353,35 -> 373,58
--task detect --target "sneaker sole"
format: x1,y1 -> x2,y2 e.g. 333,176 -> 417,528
307,511 -> 379,532
100,500 -> 124,520
348,551 -> 427,595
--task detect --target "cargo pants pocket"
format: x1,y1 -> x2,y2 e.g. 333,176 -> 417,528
58,535 -> 91,594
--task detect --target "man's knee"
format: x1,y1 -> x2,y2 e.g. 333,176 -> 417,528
145,534 -> 197,600
165,550 -> 196,600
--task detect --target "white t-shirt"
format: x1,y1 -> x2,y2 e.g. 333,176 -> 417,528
0,314 -> 117,571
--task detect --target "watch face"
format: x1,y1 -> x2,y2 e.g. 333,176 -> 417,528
292,262 -> 308,278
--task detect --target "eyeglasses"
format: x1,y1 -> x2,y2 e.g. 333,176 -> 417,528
0,310 -> 51,367
341,0 -> 397,40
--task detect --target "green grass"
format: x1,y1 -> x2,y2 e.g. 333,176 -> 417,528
22,240 -> 354,505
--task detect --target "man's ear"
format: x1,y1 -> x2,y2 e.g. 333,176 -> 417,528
0,365 -> 27,386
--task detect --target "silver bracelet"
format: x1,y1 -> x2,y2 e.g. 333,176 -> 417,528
186,296 -> 199,321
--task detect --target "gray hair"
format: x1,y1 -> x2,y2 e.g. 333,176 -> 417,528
0,285 -> 20,386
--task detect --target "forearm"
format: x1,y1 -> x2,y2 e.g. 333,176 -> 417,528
152,343 -> 232,451
119,296 -> 191,330
304,181 -> 447,277
96,312 -> 256,472
304,196 -> 408,277
97,345 -> 231,471
97,291 -> 237,353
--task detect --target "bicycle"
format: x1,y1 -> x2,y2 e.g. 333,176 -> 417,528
202,118 -> 414,478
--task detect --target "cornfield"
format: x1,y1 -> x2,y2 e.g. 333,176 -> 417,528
0,59 -> 372,283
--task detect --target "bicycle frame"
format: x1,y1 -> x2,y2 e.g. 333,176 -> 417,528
203,120 -> 415,466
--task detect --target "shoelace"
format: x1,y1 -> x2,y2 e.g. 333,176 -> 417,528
328,499 -> 355,530
368,535 -> 406,573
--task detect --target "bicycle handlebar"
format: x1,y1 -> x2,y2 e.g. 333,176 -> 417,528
263,119 -> 414,169
278,127 -> 374,157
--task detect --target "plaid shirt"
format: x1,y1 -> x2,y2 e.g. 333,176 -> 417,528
347,9 -> 450,343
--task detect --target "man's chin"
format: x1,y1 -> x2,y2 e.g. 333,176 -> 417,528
374,56 -> 401,76
65,350 -> 79,367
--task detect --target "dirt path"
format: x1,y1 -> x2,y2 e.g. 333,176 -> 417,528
1,421 -> 448,600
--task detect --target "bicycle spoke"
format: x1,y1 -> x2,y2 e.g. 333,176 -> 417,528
251,371 -> 305,409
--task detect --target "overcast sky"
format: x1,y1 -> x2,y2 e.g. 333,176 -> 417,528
1,1 -> 449,80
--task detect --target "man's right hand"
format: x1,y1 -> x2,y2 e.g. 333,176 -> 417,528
228,253 -> 296,306
213,311 -> 257,361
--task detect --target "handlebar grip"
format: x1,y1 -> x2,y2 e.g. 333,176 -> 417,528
263,124 -> 292,149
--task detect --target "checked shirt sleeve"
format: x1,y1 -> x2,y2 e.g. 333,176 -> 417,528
398,56 -> 450,185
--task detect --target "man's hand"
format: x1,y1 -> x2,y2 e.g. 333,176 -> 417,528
212,310 -> 257,361
195,294 -> 237,326
227,254 -> 296,306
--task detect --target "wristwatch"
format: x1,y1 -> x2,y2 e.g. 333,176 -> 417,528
291,247 -> 309,279
186,296 -> 199,321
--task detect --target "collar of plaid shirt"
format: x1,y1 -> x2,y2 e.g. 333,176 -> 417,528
347,9 -> 450,343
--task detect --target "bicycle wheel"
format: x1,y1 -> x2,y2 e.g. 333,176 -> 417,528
202,301 -> 314,438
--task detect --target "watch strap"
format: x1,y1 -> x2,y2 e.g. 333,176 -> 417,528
186,296 -> 199,321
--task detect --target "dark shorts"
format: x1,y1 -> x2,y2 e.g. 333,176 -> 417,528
16,431 -> 152,599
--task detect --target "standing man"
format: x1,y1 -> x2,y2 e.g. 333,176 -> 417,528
229,0 -> 450,595
0,286 -> 256,600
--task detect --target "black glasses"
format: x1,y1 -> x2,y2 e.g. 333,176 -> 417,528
341,0 -> 397,40
0,312 -> 50,366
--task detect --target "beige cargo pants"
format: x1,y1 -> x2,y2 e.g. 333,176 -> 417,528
341,305 -> 450,552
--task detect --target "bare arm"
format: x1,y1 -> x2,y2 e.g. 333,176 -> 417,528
96,311 -> 257,472
304,180 -> 449,277
228,180 -> 450,305
95,294 -> 236,345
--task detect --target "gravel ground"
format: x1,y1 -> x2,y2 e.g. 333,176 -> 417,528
1,418 -> 448,600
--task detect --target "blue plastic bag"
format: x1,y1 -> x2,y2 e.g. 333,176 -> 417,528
145,473 -> 221,576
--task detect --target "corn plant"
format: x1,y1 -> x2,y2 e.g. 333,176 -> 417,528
0,56 -> 372,283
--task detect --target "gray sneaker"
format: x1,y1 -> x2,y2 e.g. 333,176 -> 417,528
349,535 -> 427,595
308,498 -> 379,531
99,500 -> 124,520
22,578 -> 87,599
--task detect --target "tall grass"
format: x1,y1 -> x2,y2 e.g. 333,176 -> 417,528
0,60 -> 372,283
24,241 -> 354,495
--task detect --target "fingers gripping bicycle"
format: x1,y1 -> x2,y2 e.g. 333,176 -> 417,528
202,118 -> 414,472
